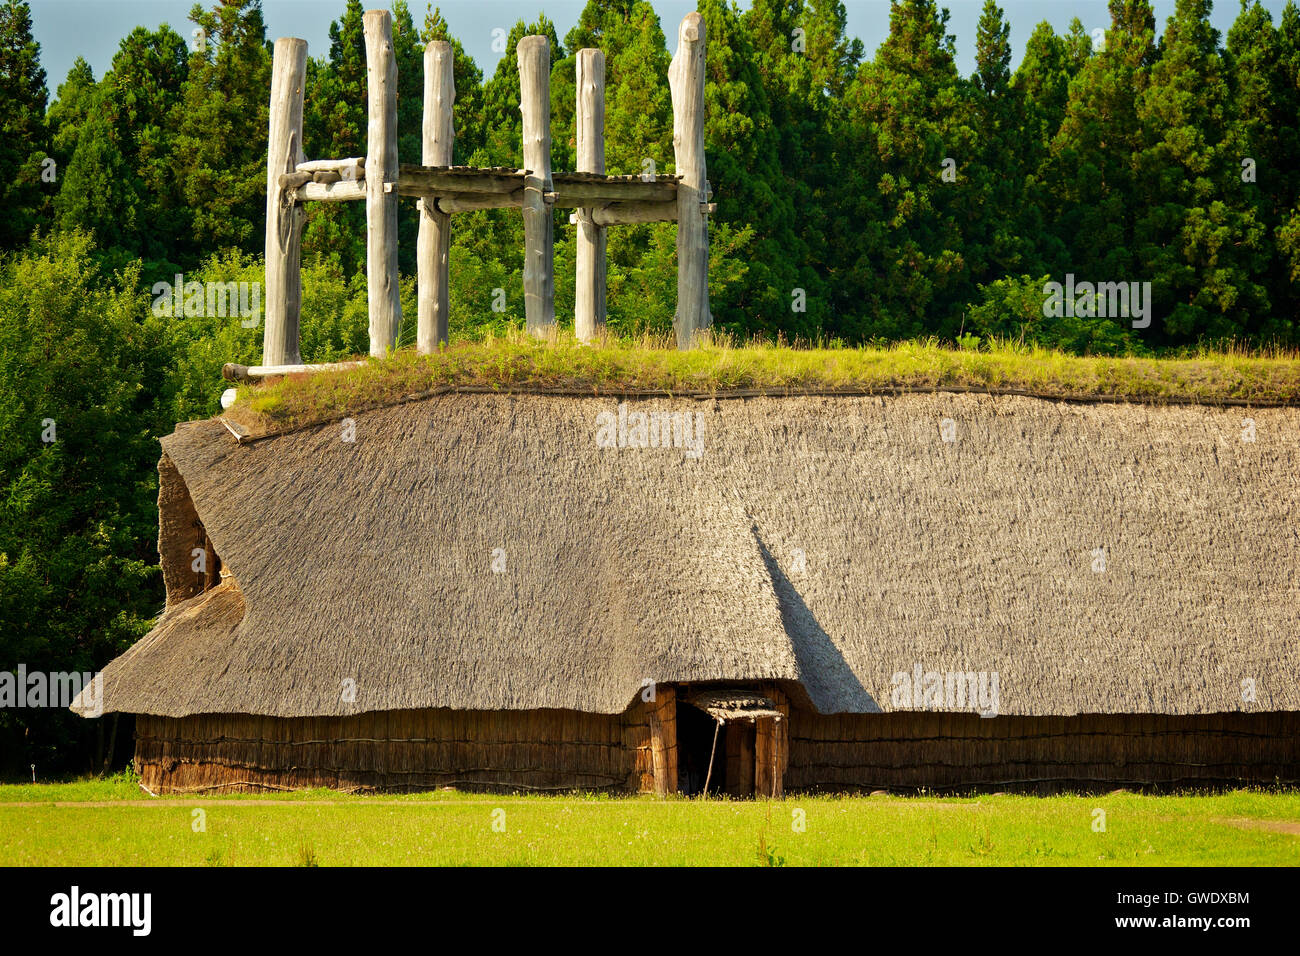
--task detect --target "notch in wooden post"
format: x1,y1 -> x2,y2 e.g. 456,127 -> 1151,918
518,35 -> 555,337
264,37 -> 307,367
574,48 -> 606,344
669,12 -> 709,350
364,9 -> 401,357
418,41 -> 455,353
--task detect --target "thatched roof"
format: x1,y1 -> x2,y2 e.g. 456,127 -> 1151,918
82,391 -> 1300,719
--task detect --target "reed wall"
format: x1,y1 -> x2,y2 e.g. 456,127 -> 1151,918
135,706 -> 1300,795
137,705 -> 656,794
786,710 -> 1300,793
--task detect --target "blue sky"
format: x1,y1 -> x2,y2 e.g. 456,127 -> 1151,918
29,0 -> 1292,96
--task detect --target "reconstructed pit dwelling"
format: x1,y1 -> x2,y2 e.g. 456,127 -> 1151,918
81,390 -> 1300,795
76,11 -> 1300,795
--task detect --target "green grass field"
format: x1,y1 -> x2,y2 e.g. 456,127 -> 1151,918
3,780 -> 1297,866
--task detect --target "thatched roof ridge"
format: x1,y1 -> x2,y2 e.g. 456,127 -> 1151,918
85,391 -> 1300,718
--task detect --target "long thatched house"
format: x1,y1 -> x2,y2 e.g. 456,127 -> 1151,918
76,390 -> 1300,795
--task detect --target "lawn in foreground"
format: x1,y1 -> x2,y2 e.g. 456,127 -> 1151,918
2,783 -> 1297,866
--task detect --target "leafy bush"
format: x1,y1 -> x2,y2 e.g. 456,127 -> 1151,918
966,274 -> 1145,355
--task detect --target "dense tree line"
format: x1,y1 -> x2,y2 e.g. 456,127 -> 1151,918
8,0 -> 1300,348
2,0 -> 1299,772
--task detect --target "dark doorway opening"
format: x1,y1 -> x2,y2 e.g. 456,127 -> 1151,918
676,701 -> 724,796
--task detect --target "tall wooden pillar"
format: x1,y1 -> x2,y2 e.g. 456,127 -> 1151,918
668,12 -> 709,349
418,40 -> 454,352
364,9 -> 401,357
518,35 -> 555,336
574,48 -> 606,343
263,37 -> 307,367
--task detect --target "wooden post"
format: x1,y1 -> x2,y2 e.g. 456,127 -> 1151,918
647,685 -> 678,797
518,35 -> 554,336
725,721 -> 756,797
574,48 -> 606,343
754,688 -> 788,799
418,40 -> 454,353
263,37 -> 307,367
669,13 -> 709,349
755,718 -> 777,798
364,9 -> 401,357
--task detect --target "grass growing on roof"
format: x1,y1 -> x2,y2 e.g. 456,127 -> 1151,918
3,780 -> 1298,866
223,329 -> 1300,434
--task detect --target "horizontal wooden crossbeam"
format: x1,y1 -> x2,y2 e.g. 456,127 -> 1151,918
397,164 -> 528,197
290,163 -> 690,215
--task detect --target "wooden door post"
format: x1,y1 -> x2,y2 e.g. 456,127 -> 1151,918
669,13 -> 709,349
364,9 -> 401,357
418,40 -> 454,352
754,688 -> 788,798
518,35 -> 555,336
647,685 -> 678,796
263,37 -> 307,367
574,48 -> 606,343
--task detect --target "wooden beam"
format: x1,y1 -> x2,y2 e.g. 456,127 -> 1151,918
295,165 -> 675,206
669,12 -> 710,349
297,157 -> 364,177
223,361 -> 366,382
518,35 -> 554,336
435,189 -> 524,213
397,165 -> 523,197
418,40 -> 454,353
574,48 -> 606,343
364,9 -> 401,357
591,200 -> 678,226
295,180 -> 367,202
263,37 -> 307,367
278,170 -> 313,190
552,179 -> 676,204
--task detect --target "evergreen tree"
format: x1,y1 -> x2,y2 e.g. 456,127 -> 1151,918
45,57 -> 96,180
303,0 -> 368,274
1013,22 -> 1074,151
1225,0 -> 1293,337
1011,21 -> 1082,275
686,0 -> 798,339
973,0 -> 1011,97
1136,0 -> 1268,341
839,0 -> 978,338
172,1 -> 272,254
1268,2 -> 1300,320
1047,1 -> 1157,292
743,0 -> 861,338
55,25 -> 190,269
1064,17 -> 1095,72
558,0 -> 672,175
477,16 -> 563,169
967,1 -> 1035,288
0,0 -> 49,248
420,4 -> 485,163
